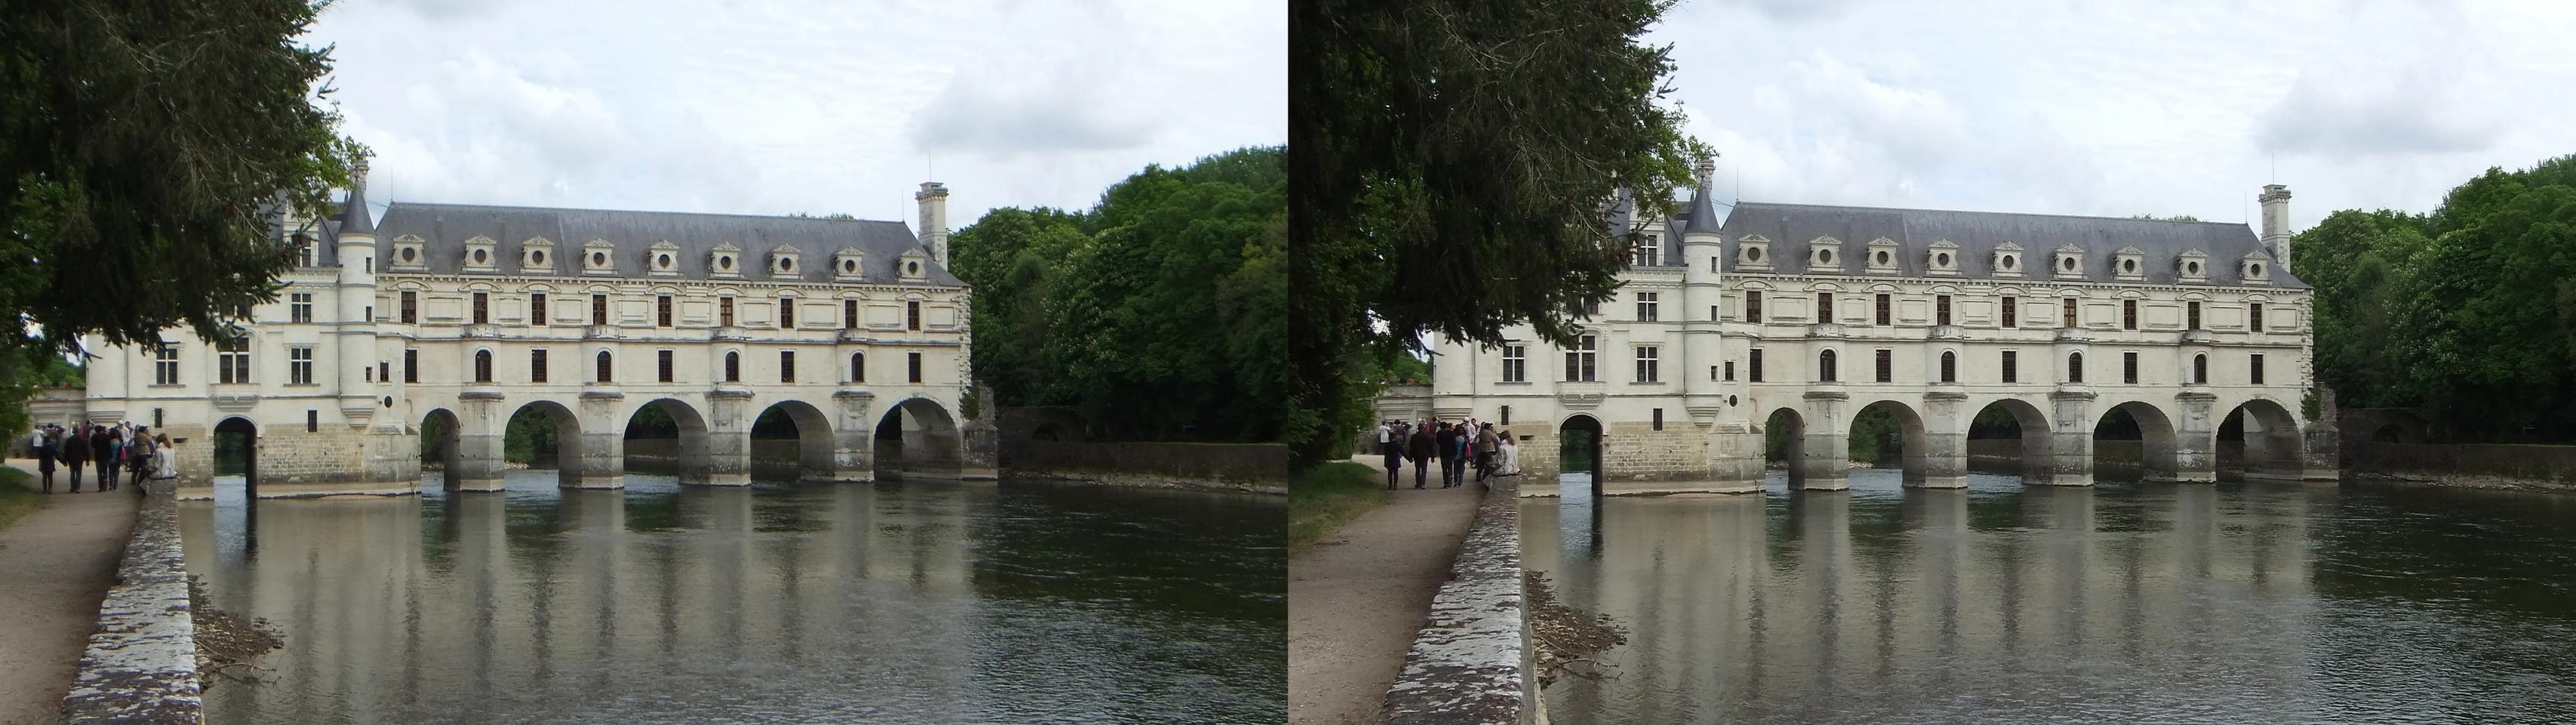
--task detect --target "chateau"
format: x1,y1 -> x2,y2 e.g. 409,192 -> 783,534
1382,160 -> 2337,494
81,164 -> 996,498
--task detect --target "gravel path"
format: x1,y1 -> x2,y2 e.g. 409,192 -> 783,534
1288,458 -> 1483,725
0,458 -> 140,725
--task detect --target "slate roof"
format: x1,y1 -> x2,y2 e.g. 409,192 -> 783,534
362,202 -> 960,286
1711,202 -> 2304,288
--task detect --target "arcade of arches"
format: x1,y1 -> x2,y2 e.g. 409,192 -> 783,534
1743,393 -> 2323,491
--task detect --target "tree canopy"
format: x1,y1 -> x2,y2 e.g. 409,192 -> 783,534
1288,0 -> 1707,465
947,147 -> 1287,443
2301,155 -> 2576,440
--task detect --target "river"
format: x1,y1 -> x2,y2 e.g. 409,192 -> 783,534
1528,468 -> 2576,724
181,470 -> 1285,724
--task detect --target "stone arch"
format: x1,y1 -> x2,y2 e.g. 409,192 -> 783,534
623,397 -> 712,483
1556,414 -> 1605,492
213,416 -> 258,496
1847,398 -> 1931,486
752,399 -> 834,480
1760,406 -> 1806,487
2219,397 -> 2304,480
506,399 -> 584,488
2092,399 -> 2181,481
875,396 -> 963,481
2371,424 -> 2408,443
1966,397 -> 2054,483
420,408 -> 463,489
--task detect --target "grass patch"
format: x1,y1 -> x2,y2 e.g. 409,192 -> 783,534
1290,461 -> 1390,555
0,467 -> 46,532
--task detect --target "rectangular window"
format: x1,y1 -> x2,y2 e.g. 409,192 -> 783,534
2124,351 -> 2140,384
1564,335 -> 1598,382
780,298 -> 796,329
1652,408 -> 1664,431
1636,292 -> 1660,322
401,291 -> 418,323
154,408 -> 164,428
661,350 -> 676,383
719,297 -> 735,328
1936,295 -> 1952,326
2251,353 -> 2266,384
906,301 -> 922,331
845,299 -> 859,330
1875,293 -> 1892,325
289,346 -> 314,384
2251,302 -> 2266,332
1634,347 -> 1659,383
1747,291 -> 1764,322
907,351 -> 924,383
657,295 -> 673,328
365,304 -> 372,322
1582,299 -> 1600,317
531,349 -> 549,383
378,360 -> 389,384
472,292 -> 489,325
2002,350 -> 2020,384
1940,351 -> 1956,383
405,348 -> 418,383
1724,361 -> 1737,381
217,335 -> 251,384
596,352 -> 612,383
2122,299 -> 2137,330
1633,235 -> 1660,267
1501,344 -> 1526,383
290,292 -> 313,323
2002,296 -> 2018,328
592,294 -> 608,325
2195,353 -> 2208,384
2188,301 -> 2202,330
780,350 -> 795,383
2063,298 -> 2079,327
531,293 -> 547,326
152,346 -> 179,385
1501,406 -> 1511,426
1817,292 -> 1834,322
1710,305 -> 1719,322
306,409 -> 318,433
725,351 -> 740,382
1749,349 -> 1765,382
1875,349 -> 1892,383
364,257 -> 372,274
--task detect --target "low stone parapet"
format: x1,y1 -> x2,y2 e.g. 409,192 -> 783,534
1382,477 -> 1533,725
59,480 -> 202,725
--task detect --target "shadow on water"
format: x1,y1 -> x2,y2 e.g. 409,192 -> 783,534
180,469 -> 1285,725
1528,468 -> 2576,725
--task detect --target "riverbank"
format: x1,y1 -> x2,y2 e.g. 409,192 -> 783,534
0,458 -> 140,725
1290,461 -> 1388,552
1287,472 -> 1481,725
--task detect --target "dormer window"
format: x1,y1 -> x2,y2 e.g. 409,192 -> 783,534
2052,243 -> 2086,279
709,242 -> 743,278
1808,236 -> 1843,273
769,245 -> 802,277
582,239 -> 617,275
463,235 -> 497,272
833,248 -> 866,282
521,237 -> 555,274
1992,242 -> 2024,278
2113,246 -> 2146,281
1925,239 -> 1960,275
2177,249 -> 2210,282
898,249 -> 930,281
1631,233 -> 1660,267
1864,237 -> 1899,274
1737,235 -> 1771,270
2240,253 -> 2273,285
391,234 -> 426,270
647,240 -> 682,277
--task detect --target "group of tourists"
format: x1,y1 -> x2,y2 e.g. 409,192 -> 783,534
26,421 -> 168,495
1374,417 -> 1519,490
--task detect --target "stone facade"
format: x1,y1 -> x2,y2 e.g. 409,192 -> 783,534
84,166 -> 995,498
1384,169 -> 2335,495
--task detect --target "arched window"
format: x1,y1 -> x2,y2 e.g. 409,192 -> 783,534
472,349 -> 492,383
1940,350 -> 1957,384
2067,352 -> 2084,384
1818,349 -> 1839,383
596,350 -> 613,383
850,351 -> 865,383
725,350 -> 740,383
2193,353 -> 2208,384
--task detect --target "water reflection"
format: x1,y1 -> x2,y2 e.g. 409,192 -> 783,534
183,471 -> 1285,724
1531,469 -> 2576,724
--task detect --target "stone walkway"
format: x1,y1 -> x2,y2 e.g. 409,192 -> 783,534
0,458 -> 140,725
1288,457 -> 1486,725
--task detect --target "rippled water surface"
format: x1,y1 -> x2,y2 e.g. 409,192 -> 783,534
1528,469 -> 2576,724
183,471 -> 1285,724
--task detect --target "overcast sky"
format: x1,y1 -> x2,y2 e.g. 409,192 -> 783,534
1659,0 -> 2576,231
309,0 -> 1282,230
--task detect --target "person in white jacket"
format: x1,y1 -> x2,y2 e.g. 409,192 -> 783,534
1497,430 -> 1521,476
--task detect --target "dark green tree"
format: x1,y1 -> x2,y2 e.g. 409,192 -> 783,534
2,0 -> 366,412
1289,0 -> 1708,466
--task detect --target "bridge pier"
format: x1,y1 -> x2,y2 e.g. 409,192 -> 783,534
1914,390 -> 1970,489
570,393 -> 626,489
1797,391 -> 1851,491
2169,391 -> 2220,483
2040,390 -> 2095,486
451,392 -> 509,492
704,389 -> 756,486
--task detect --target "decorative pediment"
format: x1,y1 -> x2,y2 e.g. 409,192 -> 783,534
768,244 -> 803,277
520,236 -> 556,273
2239,251 -> 2274,285
581,238 -> 617,275
1864,237 -> 1900,273
709,241 -> 743,278
897,248 -> 931,281
1807,236 -> 1845,271
2113,245 -> 2147,279
1736,234 -> 1772,270
461,235 -> 498,271
647,240 -> 682,276
1925,239 -> 1960,276
833,247 -> 867,280
390,233 -> 426,268
2051,243 -> 2087,278
2177,248 -> 2211,282
1991,241 -> 2024,277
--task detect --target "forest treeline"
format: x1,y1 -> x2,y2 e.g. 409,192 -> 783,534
2300,154 -> 2576,441
948,147 -> 1288,443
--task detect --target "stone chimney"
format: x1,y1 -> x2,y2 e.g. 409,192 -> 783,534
1694,153 -> 1717,193
2259,184 -> 2292,273
916,181 -> 950,265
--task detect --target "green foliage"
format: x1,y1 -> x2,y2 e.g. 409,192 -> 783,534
503,407 -> 560,465
624,404 -> 677,439
950,147 -> 1288,443
0,466 -> 42,532
751,407 -> 800,439
0,348 -> 81,437
419,412 -> 451,463
1847,405 -> 1901,464
1289,0 -> 1707,467
1288,461 -> 1387,554
2131,214 -> 2204,222
2302,155 -> 2576,440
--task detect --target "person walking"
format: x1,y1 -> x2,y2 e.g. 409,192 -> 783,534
128,426 -> 155,493
1379,421 -> 1403,489
61,424 -> 90,492
1433,423 -> 1456,489
1474,423 -> 1500,483
33,424 -> 58,493
94,424 -> 118,491
1406,423 -> 1436,489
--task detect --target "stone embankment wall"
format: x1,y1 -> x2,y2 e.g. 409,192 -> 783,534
1382,477 -> 1535,725
59,480 -> 202,725
999,440 -> 1287,494
2344,442 -> 2576,490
